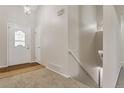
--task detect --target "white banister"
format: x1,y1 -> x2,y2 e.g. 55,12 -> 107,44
68,49 -> 91,78
68,49 -> 102,88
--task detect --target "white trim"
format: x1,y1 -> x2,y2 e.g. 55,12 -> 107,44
7,23 -> 9,67
0,65 -> 8,68
115,65 -> 121,88
46,66 -> 71,78
31,61 -> 40,64
34,26 -> 42,65
31,61 -> 36,63
35,61 -> 41,64
33,59 -> 42,64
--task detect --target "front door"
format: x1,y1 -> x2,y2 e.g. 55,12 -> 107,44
8,24 -> 31,66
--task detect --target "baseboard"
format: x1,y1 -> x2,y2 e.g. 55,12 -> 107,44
0,65 -> 8,68
46,66 -> 71,78
31,61 -> 38,63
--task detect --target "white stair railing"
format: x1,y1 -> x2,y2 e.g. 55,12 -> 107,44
68,49 -> 92,78
68,49 -> 101,88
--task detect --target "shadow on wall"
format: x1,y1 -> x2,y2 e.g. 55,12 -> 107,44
96,31 -> 103,67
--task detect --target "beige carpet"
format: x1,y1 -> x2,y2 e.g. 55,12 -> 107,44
0,68 -> 89,88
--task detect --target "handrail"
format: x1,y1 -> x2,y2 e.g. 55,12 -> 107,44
98,50 -> 103,61
68,49 -> 90,76
68,49 -> 101,88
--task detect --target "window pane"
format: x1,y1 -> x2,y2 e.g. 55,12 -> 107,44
15,31 -> 25,47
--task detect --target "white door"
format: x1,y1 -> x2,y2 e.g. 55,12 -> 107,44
35,26 -> 41,64
8,24 -> 31,66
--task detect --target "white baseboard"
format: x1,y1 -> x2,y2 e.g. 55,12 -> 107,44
33,60 -> 41,63
0,65 -> 8,68
46,66 -> 71,78
31,61 -> 37,63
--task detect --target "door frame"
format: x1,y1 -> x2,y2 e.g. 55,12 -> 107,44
7,23 -> 32,67
35,26 -> 41,64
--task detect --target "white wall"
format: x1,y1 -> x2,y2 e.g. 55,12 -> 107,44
114,7 -> 124,65
0,6 -> 8,67
36,6 -> 103,87
68,5 -> 98,87
79,5 -> 99,84
36,6 -> 69,76
36,5 -> 102,86
68,6 -> 79,58
103,6 -> 121,88
120,20 -> 124,64
0,6 -> 37,67
68,5 -> 103,86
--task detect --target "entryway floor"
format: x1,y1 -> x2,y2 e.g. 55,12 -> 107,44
0,62 -> 44,79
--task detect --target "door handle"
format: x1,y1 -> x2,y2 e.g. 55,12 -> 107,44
26,46 -> 30,49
